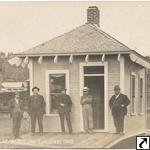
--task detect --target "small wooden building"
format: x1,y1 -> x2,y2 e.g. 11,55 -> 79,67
17,6 -> 150,133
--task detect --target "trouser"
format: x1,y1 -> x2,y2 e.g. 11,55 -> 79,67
113,113 -> 125,133
30,113 -> 43,133
59,112 -> 72,133
12,112 -> 22,138
82,104 -> 93,130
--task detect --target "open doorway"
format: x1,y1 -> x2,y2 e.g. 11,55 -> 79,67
82,65 -> 105,130
84,76 -> 104,130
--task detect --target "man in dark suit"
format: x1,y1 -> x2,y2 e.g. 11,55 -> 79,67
109,85 -> 130,134
57,89 -> 72,134
28,87 -> 45,135
9,92 -> 24,139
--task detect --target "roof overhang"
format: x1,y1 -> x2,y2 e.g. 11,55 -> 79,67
14,50 -> 150,69
15,50 -> 131,57
129,51 -> 150,69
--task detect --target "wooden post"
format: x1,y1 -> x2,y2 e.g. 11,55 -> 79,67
38,56 -> 43,64
102,54 -> 105,62
54,55 -> 58,64
85,55 -> 89,63
117,53 -> 121,61
69,55 -> 73,63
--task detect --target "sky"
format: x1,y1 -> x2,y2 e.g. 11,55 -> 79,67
0,1 -> 150,56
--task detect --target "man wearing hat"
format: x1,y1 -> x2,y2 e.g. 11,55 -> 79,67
9,92 -> 24,139
28,86 -> 45,135
57,88 -> 72,134
80,87 -> 93,133
109,85 -> 130,134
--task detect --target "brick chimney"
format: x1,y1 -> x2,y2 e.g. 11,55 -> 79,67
87,6 -> 100,27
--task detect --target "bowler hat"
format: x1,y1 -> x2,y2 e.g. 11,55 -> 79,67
114,85 -> 120,90
32,86 -> 40,92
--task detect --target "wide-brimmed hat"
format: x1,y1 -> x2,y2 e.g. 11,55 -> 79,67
114,85 -> 120,91
32,86 -> 40,92
83,86 -> 90,91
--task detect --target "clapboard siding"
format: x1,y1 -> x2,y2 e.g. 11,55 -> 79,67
31,55 -> 146,133
124,56 -> 146,132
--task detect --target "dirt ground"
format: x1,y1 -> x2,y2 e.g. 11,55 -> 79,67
0,113 -> 31,148
0,113 -> 144,149
0,113 -> 29,140
0,113 -> 11,139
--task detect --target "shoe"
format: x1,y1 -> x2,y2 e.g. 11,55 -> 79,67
39,132 -> 43,136
69,131 -> 73,134
114,132 -> 120,134
85,130 -> 89,133
15,136 -> 21,139
88,129 -> 93,133
119,132 -> 125,135
32,133 -> 36,136
62,131 -> 65,134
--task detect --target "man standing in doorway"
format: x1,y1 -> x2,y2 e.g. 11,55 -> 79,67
57,89 -> 72,134
109,85 -> 130,134
28,87 -> 45,135
80,87 -> 93,133
9,92 -> 24,139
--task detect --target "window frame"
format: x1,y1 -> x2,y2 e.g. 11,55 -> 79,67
138,75 -> 144,115
130,72 -> 137,115
45,70 -> 69,116
83,66 -> 104,75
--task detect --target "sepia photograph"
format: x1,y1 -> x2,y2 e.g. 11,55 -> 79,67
0,1 -> 149,149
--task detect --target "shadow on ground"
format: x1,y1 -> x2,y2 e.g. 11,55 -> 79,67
111,134 -> 145,149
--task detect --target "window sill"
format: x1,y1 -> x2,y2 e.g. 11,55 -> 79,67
138,113 -> 144,116
130,113 -> 137,116
44,114 -> 59,117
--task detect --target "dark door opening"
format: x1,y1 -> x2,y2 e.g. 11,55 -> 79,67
84,76 -> 104,130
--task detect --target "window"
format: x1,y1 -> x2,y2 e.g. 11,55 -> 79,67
46,70 -> 69,115
131,73 -> 136,115
49,74 -> 66,114
138,76 -> 144,114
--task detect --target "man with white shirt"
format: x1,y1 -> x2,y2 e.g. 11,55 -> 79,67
109,85 -> 130,134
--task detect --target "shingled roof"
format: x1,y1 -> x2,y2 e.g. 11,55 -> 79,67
19,23 -> 131,55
